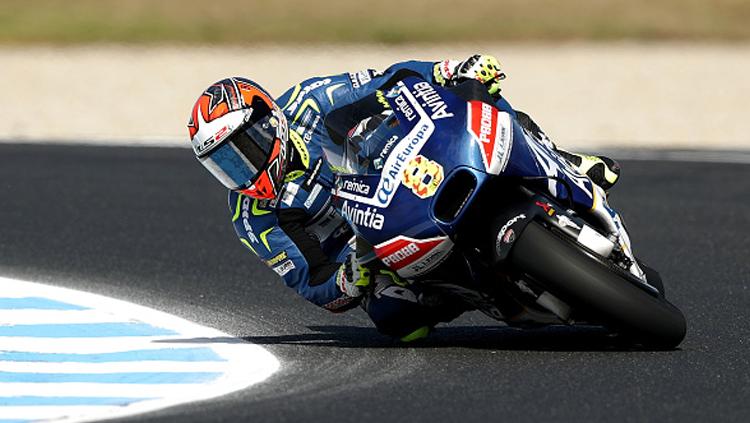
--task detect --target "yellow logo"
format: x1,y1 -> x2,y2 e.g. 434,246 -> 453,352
265,251 -> 288,266
401,155 -> 444,199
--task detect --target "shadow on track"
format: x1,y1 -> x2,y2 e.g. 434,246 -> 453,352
157,325 -> 676,352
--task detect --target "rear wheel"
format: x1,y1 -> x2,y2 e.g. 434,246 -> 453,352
509,222 -> 686,348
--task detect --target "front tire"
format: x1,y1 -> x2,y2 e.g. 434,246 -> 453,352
509,222 -> 686,348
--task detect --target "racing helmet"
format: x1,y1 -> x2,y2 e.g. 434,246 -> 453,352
188,77 -> 288,199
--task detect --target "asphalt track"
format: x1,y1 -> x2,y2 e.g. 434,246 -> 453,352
1,143 -> 749,422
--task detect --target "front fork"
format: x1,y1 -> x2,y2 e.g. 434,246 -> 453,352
505,122 -> 645,281
588,184 -> 646,281
493,184 -> 655,299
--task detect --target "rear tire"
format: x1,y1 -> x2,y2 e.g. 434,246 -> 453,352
509,222 -> 686,349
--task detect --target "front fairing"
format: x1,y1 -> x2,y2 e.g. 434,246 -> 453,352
330,77 -> 613,280
334,78 -> 490,240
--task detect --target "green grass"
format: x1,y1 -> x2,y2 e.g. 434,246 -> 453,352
2,0 -> 750,44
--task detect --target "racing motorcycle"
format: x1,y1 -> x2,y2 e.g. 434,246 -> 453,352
328,76 -> 686,348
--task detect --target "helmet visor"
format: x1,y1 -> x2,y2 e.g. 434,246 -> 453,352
198,112 -> 282,191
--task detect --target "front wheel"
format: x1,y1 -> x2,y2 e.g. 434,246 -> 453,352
509,222 -> 687,349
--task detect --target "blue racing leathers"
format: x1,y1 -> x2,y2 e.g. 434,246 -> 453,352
229,61 -> 443,312
228,60 -> 521,336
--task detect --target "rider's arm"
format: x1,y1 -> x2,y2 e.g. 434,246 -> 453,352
277,53 -> 516,117
228,191 -> 358,313
275,60 -> 440,118
343,60 -> 438,102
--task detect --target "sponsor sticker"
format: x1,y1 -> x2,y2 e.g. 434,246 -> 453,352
375,122 -> 432,206
401,155 -> 444,199
195,137 -> 216,155
535,201 -> 556,216
374,235 -> 451,276
379,135 -> 399,160
499,214 -> 526,238
348,70 -> 376,89
381,242 -> 420,266
373,134 -> 400,170
214,125 -> 231,144
502,228 -> 515,244
495,214 -> 525,257
411,81 -> 454,120
407,246 -> 450,274
273,260 -> 296,276
266,251 -> 288,266
303,183 -> 322,209
334,81 -> 435,208
395,94 -> 416,122
340,200 -> 385,230
302,115 -> 321,143
280,182 -> 300,206
466,101 -> 512,173
340,178 -> 372,196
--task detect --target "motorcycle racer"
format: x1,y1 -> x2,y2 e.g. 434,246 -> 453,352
187,54 -> 621,341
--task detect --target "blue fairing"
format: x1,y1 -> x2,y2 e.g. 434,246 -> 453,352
334,76 -> 595,254
502,120 -> 596,209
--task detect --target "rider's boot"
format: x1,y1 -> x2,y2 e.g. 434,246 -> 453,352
556,150 -> 622,191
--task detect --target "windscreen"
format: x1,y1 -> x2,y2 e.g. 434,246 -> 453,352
323,110 -> 404,175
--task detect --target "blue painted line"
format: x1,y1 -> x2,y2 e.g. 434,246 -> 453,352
0,297 -> 87,310
0,323 -> 177,337
0,396 -> 152,406
0,348 -> 226,363
0,420 -> 31,423
0,371 -> 222,384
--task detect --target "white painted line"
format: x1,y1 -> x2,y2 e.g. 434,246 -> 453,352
0,309 -> 132,324
0,361 -> 230,373
0,335 -> 220,354
0,383 -> 236,398
0,276 -> 281,423
0,406 -> 128,420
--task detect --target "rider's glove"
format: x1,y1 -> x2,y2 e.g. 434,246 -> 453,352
433,54 -> 506,95
336,253 -> 372,298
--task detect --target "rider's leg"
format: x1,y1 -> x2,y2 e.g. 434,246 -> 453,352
355,237 -> 465,341
361,275 -> 466,341
589,184 -> 647,281
514,110 -> 621,190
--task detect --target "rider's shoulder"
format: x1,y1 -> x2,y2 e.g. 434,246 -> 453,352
278,73 -> 349,102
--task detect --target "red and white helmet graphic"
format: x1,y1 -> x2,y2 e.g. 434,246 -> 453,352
188,77 -> 289,199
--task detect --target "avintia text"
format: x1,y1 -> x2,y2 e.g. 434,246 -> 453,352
341,201 -> 385,230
